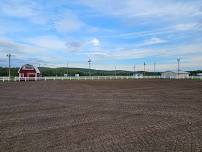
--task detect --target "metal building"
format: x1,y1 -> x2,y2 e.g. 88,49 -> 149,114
161,71 -> 189,79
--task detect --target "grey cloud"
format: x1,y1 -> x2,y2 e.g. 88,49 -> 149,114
0,39 -> 23,53
65,41 -> 84,52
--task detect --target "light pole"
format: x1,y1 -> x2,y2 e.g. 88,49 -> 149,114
6,53 -> 12,79
88,59 -> 92,76
154,62 -> 156,73
66,62 -> 69,76
144,62 -> 146,76
134,64 -> 136,76
38,63 -> 42,77
177,58 -> 180,79
115,66 -> 117,77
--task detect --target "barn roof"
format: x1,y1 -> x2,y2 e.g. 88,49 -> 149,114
34,66 -> 40,73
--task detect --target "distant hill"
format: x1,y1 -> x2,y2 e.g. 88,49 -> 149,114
38,67 -> 140,76
188,70 -> 202,76
0,67 -> 201,77
0,67 -> 161,77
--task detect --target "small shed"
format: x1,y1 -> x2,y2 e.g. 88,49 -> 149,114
18,64 -> 40,77
133,72 -> 143,78
161,70 -> 189,79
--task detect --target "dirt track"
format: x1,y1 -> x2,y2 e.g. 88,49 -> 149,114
0,79 -> 202,152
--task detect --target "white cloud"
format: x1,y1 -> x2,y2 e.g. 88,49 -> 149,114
88,48 -> 156,61
87,43 -> 202,64
80,0 -> 202,19
27,36 -> 102,52
89,38 -> 100,47
1,37 -> 202,70
0,38 -> 24,53
27,36 -> 67,50
174,23 -> 199,31
0,0 -> 36,17
0,0 -> 49,25
143,37 -> 167,45
54,11 -> 84,32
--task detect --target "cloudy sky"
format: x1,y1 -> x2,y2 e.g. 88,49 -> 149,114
0,0 -> 202,71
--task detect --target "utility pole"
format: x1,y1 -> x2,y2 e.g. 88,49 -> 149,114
88,59 -> 92,76
66,62 -> 69,76
38,63 -> 41,76
144,62 -> 146,76
177,58 -> 180,79
115,66 -> 117,77
134,64 -> 136,76
154,62 -> 156,73
6,53 -> 12,79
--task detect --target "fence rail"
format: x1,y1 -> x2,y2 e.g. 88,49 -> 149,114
0,77 -> 10,82
0,76 -> 202,82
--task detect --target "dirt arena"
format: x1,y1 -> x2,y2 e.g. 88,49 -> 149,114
0,79 -> 202,152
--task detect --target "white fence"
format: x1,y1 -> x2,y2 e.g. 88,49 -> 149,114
0,77 -> 10,82
13,76 -> 152,81
0,76 -> 202,82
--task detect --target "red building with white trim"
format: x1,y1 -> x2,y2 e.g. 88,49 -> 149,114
18,64 -> 40,77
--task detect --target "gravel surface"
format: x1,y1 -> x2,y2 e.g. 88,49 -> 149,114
0,79 -> 202,152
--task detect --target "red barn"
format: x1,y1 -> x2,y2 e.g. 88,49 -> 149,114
18,64 -> 40,77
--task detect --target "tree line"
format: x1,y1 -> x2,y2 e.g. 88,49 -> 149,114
0,67 -> 161,77
0,67 -> 201,77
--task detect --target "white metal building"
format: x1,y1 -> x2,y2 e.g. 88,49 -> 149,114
161,71 -> 189,79
197,73 -> 202,76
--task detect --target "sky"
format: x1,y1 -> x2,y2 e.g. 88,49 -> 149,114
0,0 -> 202,71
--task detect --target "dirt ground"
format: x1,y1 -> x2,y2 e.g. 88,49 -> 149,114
0,79 -> 202,152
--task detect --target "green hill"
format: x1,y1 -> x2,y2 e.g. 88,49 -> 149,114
1,67 -> 201,77
0,67 -> 160,77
